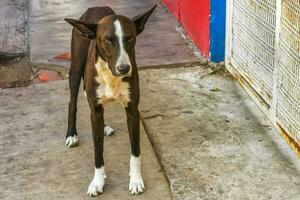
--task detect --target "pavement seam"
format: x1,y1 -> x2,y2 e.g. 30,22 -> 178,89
140,117 -> 174,200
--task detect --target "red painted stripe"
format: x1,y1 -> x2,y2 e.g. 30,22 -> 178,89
162,0 -> 210,58
162,0 -> 180,20
180,0 -> 210,57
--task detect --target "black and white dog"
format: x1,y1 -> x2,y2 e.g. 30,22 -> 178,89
64,5 -> 156,196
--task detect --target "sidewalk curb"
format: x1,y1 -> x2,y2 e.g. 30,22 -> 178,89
141,117 -> 173,199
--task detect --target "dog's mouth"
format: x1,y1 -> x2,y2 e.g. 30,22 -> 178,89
112,71 -> 124,77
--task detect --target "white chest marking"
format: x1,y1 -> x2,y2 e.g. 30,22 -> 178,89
114,20 -> 132,75
94,57 -> 130,107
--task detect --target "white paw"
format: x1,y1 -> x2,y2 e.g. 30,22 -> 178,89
65,135 -> 79,148
104,125 -> 114,136
87,167 -> 106,196
129,173 -> 145,194
129,155 -> 145,195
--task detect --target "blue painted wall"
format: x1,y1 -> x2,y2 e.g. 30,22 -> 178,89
210,0 -> 226,62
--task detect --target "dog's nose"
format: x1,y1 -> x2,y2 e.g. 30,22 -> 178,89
117,65 -> 130,75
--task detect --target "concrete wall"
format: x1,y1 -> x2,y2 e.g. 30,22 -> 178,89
0,0 -> 29,60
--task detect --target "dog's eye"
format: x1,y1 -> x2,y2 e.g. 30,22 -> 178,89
125,37 -> 134,44
128,38 -> 133,43
104,38 -> 113,46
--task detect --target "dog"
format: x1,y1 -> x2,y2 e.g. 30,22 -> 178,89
64,5 -> 156,196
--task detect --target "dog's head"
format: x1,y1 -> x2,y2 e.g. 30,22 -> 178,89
65,5 -> 157,77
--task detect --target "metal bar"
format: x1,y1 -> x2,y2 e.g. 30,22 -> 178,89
271,0 -> 282,123
225,0 -> 234,66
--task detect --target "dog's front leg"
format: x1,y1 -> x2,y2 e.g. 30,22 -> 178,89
125,103 -> 144,195
87,105 -> 106,196
65,67 -> 82,147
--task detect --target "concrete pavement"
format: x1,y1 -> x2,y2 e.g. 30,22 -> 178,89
1,66 -> 299,200
0,80 -> 171,200
139,66 -> 300,200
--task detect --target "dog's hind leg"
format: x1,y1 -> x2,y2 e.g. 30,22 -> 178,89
65,29 -> 90,148
104,125 -> 114,136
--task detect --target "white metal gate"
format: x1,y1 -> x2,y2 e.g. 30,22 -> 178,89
225,0 -> 300,155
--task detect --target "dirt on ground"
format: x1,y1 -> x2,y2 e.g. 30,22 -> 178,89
0,57 -> 72,89
0,59 -> 33,89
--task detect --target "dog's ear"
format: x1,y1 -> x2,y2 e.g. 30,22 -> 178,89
132,4 -> 157,36
64,18 -> 97,39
